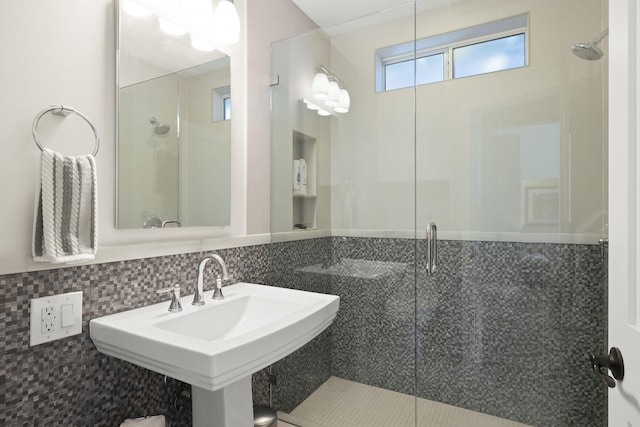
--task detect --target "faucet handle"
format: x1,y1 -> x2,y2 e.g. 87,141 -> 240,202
212,276 -> 224,300
157,284 -> 183,312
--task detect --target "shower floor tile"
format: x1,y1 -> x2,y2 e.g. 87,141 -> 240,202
283,376 -> 532,427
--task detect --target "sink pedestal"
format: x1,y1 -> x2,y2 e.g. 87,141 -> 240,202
192,376 -> 254,427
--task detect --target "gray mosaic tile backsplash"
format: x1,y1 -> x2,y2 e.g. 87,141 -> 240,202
0,245 -> 269,426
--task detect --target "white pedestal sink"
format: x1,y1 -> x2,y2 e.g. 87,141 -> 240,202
90,282 -> 339,427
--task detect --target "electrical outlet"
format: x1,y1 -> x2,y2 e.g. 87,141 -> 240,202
30,291 -> 82,346
41,306 -> 57,333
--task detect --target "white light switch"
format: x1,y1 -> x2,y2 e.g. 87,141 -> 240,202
61,304 -> 74,327
30,291 -> 82,346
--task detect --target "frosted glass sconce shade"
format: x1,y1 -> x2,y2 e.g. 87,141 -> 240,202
334,89 -> 351,113
307,66 -> 350,116
324,81 -> 341,107
122,0 -> 241,52
183,0 -> 214,30
213,0 -> 241,44
312,73 -> 330,100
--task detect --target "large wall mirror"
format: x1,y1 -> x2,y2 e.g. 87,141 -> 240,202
117,0 -> 231,229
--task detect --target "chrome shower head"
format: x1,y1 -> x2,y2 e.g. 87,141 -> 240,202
149,116 -> 171,135
571,28 -> 609,60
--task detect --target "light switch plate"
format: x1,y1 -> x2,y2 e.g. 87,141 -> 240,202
30,291 -> 82,346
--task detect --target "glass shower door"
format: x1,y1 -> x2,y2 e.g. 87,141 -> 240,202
414,0 -> 608,426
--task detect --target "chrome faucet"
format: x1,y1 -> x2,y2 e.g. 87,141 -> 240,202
193,254 -> 230,305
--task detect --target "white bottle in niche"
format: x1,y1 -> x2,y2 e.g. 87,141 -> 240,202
293,160 -> 301,194
300,159 -> 308,195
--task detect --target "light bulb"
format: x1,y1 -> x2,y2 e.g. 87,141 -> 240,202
312,73 -> 330,100
191,35 -> 216,51
334,89 -> 351,113
213,0 -> 240,44
122,0 -> 152,17
317,109 -> 331,116
159,18 -> 187,36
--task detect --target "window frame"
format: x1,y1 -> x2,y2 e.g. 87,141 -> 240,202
376,13 -> 529,92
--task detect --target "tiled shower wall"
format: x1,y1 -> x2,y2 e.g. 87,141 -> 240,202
271,237 -> 608,427
0,245 -> 270,427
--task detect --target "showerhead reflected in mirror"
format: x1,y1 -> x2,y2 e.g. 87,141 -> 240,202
116,0 -> 231,229
150,117 -> 171,135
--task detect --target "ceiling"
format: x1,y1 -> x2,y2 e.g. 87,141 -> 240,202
290,0 -> 465,35
290,0 -> 414,28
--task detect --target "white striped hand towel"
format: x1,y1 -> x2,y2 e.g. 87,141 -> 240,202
33,148 -> 98,263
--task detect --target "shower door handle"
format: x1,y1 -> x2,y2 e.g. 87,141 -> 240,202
426,222 -> 437,275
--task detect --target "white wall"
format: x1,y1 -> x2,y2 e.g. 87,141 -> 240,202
0,0 -> 314,274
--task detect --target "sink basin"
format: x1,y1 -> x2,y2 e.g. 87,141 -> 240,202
90,282 -> 339,392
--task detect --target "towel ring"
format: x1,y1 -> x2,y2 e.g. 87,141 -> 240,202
32,105 -> 100,157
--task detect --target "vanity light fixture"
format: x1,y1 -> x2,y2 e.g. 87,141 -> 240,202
212,0 -> 241,44
307,66 -> 350,116
123,0 -> 241,50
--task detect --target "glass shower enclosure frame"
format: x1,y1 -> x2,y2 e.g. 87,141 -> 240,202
269,1 -> 608,426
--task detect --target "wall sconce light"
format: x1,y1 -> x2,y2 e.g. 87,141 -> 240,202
312,72 -> 330,100
307,66 -> 350,116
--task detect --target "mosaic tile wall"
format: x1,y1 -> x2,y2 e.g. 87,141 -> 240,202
1,236 -> 607,426
269,238 -> 334,412
0,245 -> 270,426
414,239 -> 607,427
270,237 -> 607,427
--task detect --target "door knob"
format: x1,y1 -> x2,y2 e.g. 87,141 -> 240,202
590,347 -> 624,388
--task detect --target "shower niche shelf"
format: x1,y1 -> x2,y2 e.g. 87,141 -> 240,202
292,131 -> 317,230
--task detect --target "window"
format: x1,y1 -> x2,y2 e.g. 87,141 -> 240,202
375,14 -> 528,92
453,33 -> 526,78
211,86 -> 231,122
223,96 -> 231,120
